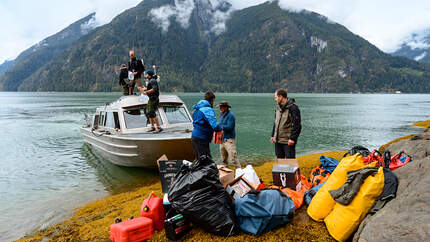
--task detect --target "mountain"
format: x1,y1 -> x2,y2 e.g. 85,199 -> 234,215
12,0 -> 430,93
0,13 -> 97,91
0,59 -> 15,76
392,30 -> 430,62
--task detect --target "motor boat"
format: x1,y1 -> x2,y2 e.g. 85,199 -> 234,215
80,95 -> 195,168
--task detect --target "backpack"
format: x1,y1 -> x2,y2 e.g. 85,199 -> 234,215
234,189 -> 295,235
362,150 -> 384,164
379,151 -> 412,171
308,166 -> 330,187
343,145 -> 371,157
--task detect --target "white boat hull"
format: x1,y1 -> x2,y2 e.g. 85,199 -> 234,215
80,127 -> 195,168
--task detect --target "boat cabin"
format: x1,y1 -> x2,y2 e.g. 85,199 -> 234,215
91,95 -> 193,134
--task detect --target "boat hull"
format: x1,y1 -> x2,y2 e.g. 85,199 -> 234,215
80,127 -> 195,168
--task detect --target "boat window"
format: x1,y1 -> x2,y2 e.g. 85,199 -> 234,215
163,106 -> 191,124
99,112 -> 106,126
113,112 -> 120,129
123,108 -> 163,129
105,112 -> 115,129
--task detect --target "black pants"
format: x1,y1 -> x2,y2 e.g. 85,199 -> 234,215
275,143 -> 296,158
191,136 -> 211,159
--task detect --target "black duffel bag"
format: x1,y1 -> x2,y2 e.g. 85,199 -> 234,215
168,155 -> 239,236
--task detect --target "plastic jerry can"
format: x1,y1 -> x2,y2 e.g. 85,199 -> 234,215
141,192 -> 165,231
110,217 -> 154,242
164,214 -> 191,241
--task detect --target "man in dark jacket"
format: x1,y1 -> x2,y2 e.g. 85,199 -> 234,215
191,91 -> 221,159
218,101 -> 240,168
138,69 -> 162,133
270,88 -> 302,158
118,64 -> 131,95
128,50 -> 145,94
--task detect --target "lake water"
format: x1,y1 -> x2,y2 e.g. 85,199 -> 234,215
0,92 -> 428,241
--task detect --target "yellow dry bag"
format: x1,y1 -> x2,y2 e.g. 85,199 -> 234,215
307,154 -> 366,221
324,167 -> 384,241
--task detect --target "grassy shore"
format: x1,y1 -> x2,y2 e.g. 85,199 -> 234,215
19,151 -> 347,242
19,119 -> 430,241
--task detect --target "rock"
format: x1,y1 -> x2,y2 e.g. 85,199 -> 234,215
355,131 -> 430,241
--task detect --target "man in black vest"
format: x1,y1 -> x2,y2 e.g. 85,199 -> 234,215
270,88 -> 302,158
128,50 -> 145,94
118,64 -> 131,95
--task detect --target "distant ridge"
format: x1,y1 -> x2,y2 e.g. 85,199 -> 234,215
6,0 -> 430,93
0,13 -> 97,91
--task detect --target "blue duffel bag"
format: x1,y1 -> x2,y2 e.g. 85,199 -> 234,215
234,189 -> 295,235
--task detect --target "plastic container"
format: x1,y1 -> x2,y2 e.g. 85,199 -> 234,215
164,214 -> 191,241
272,164 -> 300,190
141,192 -> 165,231
139,94 -> 149,102
110,217 -> 154,242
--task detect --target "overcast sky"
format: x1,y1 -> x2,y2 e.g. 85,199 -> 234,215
1,0 -> 430,64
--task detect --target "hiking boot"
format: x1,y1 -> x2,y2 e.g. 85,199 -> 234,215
153,127 -> 163,133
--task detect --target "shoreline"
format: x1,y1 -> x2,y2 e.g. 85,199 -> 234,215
18,121 -> 430,241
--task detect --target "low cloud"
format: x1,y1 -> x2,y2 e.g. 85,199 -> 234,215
149,0 -> 195,32
404,30 -> 430,50
149,0 -> 233,35
414,52 -> 427,61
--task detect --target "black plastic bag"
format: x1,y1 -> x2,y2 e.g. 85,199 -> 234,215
168,155 -> 239,236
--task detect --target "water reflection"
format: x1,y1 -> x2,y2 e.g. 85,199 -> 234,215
81,144 -> 159,194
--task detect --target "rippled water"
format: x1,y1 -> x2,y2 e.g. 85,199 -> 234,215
0,92 -> 428,241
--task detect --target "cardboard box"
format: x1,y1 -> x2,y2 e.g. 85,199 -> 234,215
225,175 -> 258,200
157,154 -> 169,168
217,165 -> 234,187
158,155 -> 183,193
272,164 -> 301,191
277,158 -> 299,166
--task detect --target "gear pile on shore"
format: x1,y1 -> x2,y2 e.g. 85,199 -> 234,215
18,121 -> 430,241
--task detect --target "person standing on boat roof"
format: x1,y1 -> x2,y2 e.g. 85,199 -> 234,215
218,101 -> 240,168
191,91 -> 222,159
118,64 -> 131,95
138,70 -> 162,133
128,50 -> 145,94
270,88 -> 302,158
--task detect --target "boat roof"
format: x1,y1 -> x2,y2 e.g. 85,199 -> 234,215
99,95 -> 185,111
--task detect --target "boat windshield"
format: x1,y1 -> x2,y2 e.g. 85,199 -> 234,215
123,108 -> 162,129
163,106 -> 191,124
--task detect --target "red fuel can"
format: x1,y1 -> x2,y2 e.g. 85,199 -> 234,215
141,192 -> 166,231
109,217 -> 154,242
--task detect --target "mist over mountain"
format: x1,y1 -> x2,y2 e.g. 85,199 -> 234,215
0,13 -> 97,91
4,0 -> 430,93
392,29 -> 430,62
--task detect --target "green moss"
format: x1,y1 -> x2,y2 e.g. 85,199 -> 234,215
413,119 -> 430,128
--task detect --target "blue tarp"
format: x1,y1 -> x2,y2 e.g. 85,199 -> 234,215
234,189 -> 295,236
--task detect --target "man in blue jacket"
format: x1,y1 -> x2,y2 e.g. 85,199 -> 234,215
218,101 -> 240,168
191,91 -> 221,159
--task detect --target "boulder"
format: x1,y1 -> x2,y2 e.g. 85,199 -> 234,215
355,131 -> 430,241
